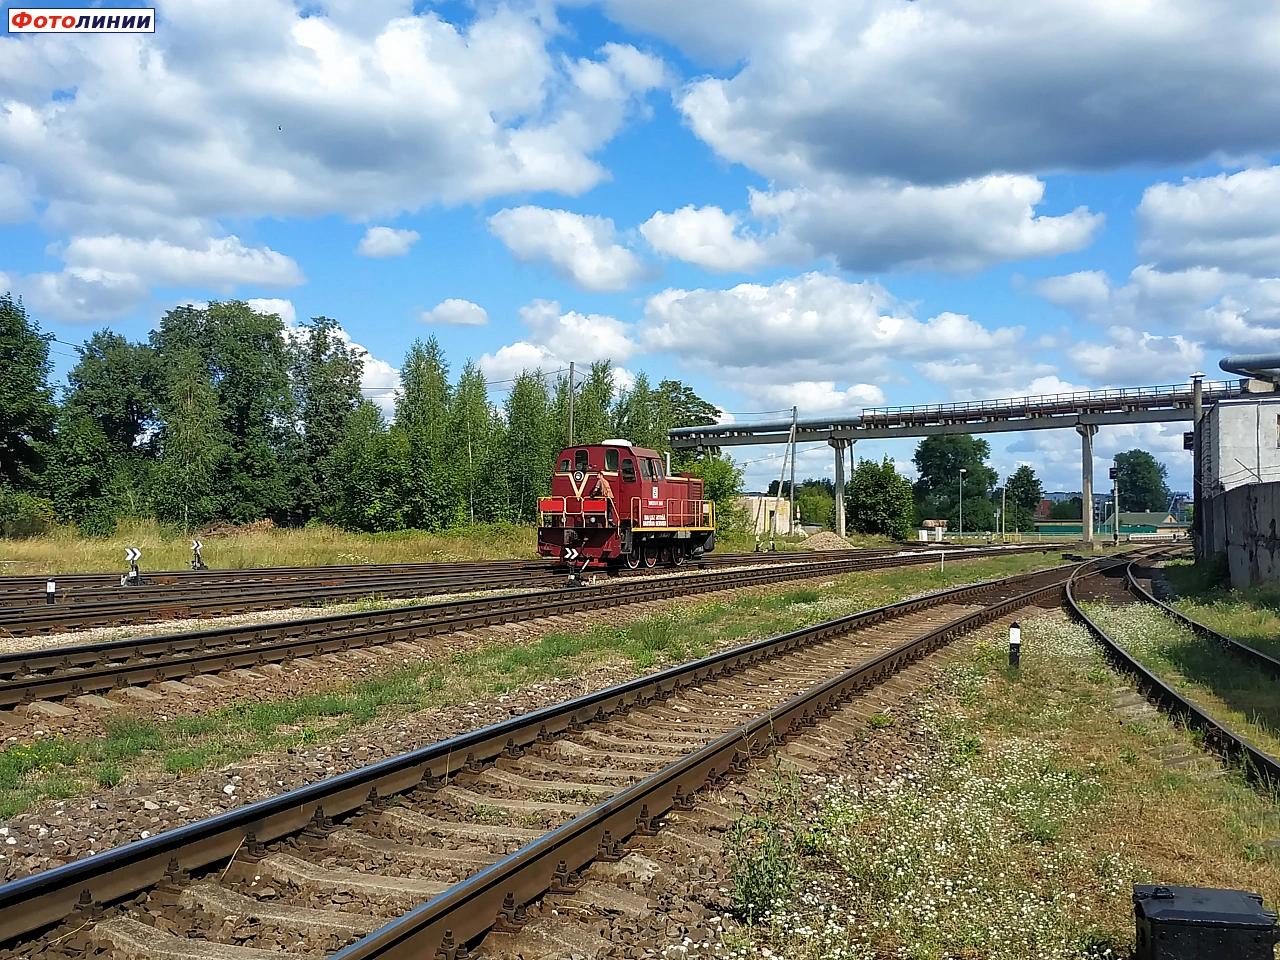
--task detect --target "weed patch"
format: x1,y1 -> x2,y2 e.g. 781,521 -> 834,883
724,613 -> 1280,960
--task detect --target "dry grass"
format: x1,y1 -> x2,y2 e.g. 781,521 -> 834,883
0,520 -> 538,575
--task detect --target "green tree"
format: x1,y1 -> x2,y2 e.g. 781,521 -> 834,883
1049,497 -> 1082,520
1003,464 -> 1043,532
1113,449 -> 1171,511
153,349 -> 227,529
450,361 -> 509,524
684,453 -> 743,521
659,378 -> 720,468
64,330 -> 157,453
848,457 -> 914,540
325,400 -> 413,531
572,361 -> 616,445
152,300 -> 296,522
0,293 -> 56,488
397,337 -> 455,528
795,481 -> 835,530
42,409 -> 118,535
912,434 -> 998,528
504,371 -> 553,521
613,372 -> 663,450
288,316 -> 364,520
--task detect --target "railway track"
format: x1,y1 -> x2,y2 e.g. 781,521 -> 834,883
0,544 -> 1060,710
1066,551 -> 1280,788
0,546 -> 938,635
0,550 -> 1139,958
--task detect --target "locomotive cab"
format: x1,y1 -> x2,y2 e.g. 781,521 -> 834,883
537,440 -> 715,569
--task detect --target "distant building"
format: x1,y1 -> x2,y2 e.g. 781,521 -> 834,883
1100,511 -> 1190,536
1035,498 -> 1052,519
1044,491 -> 1080,504
735,494 -> 797,535
1038,511 -> 1189,538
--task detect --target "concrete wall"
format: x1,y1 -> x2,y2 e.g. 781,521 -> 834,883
735,495 -> 796,535
1202,481 -> 1280,588
1204,396 -> 1280,494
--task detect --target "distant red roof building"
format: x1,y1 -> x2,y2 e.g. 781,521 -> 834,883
1035,498 -> 1052,519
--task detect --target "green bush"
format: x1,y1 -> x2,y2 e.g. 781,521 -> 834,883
0,488 -> 54,537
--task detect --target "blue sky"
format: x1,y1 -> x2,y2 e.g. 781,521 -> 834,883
4,1 -> 1280,495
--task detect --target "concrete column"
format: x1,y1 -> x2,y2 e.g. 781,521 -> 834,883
1192,373 -> 1205,559
831,439 -> 850,538
1077,423 -> 1098,546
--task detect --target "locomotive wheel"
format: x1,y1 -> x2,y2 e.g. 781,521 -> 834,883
642,542 -> 659,568
625,549 -> 641,570
671,545 -> 687,567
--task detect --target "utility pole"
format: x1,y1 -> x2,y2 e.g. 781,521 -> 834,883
1001,485 -> 1007,542
1110,465 -> 1120,545
958,468 -> 967,541
567,361 -> 575,445
789,405 -> 797,536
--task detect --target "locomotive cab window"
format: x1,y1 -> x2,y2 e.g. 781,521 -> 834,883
648,458 -> 664,479
559,457 -> 570,472
605,449 -> 619,472
621,458 -> 637,482
574,449 -> 589,472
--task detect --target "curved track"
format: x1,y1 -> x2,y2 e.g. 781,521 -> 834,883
1065,552 -> 1280,789
0,544 -> 1059,710
0,553 -> 1109,957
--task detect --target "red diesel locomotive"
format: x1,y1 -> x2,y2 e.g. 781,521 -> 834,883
537,440 -> 716,571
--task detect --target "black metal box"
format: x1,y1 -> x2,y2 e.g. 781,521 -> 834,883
1134,884 -> 1277,959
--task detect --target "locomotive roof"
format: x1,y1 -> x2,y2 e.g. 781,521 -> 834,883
557,441 -> 660,458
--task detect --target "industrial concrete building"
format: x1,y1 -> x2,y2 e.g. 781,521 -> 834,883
1202,394 -> 1280,494
735,494 -> 797,536
1199,358 -> 1280,586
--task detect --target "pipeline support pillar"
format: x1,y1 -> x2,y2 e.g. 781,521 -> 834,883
1077,423 -> 1098,547
831,439 -> 853,538
1192,373 -> 1205,559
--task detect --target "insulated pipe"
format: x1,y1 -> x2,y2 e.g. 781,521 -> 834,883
1220,354 -> 1280,384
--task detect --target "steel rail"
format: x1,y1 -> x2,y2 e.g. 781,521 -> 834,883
0,546 -> 926,596
334,565 -> 1092,960
0,545 -> 1060,707
1123,565 -> 1280,681
1065,557 -> 1280,789
0,548 -> 925,631
0,556 -> 1089,946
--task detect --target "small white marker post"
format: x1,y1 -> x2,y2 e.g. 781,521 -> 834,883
45,580 -> 56,605
1009,621 -> 1021,669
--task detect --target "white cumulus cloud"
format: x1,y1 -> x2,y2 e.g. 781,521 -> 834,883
420,298 -> 488,327
479,299 -> 640,382
640,204 -> 790,272
1138,165 -> 1280,277
246,298 -> 297,325
749,176 -> 1101,272
489,206 -> 647,292
357,226 -> 420,258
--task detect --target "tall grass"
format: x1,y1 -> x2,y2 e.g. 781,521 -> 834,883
1164,558 -> 1280,660
0,520 -> 538,575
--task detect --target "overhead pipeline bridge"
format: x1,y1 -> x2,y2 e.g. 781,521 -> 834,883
670,378 -> 1248,542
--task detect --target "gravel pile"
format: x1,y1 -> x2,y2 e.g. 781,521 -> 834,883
799,531 -> 854,551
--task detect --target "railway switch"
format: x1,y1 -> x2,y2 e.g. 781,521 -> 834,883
1133,884 -> 1277,959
